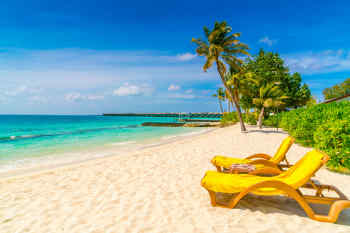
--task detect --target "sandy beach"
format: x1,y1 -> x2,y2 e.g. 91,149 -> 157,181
0,125 -> 349,233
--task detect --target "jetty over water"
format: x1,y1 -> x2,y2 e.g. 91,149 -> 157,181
102,113 -> 223,118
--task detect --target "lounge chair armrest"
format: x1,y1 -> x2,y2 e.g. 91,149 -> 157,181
248,159 -> 279,169
249,167 -> 283,176
245,153 -> 272,160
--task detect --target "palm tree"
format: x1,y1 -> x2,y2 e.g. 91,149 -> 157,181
252,83 -> 287,128
192,21 -> 250,132
212,88 -> 225,113
223,88 -> 232,112
225,67 -> 254,125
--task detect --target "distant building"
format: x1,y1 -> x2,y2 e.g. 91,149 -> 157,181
323,94 -> 350,104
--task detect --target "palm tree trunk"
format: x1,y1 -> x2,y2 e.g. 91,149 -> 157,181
218,99 -> 223,113
233,89 -> 247,132
228,101 -> 230,112
215,60 -> 246,132
257,107 -> 265,129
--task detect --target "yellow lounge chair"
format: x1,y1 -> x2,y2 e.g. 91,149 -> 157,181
201,150 -> 350,223
211,136 -> 294,173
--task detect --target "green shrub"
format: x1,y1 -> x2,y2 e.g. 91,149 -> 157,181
314,120 -> 350,170
264,112 -> 284,128
220,112 -> 239,126
264,101 -> 350,171
221,112 -> 257,126
243,113 -> 257,125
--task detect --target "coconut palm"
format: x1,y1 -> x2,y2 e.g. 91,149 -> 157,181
252,83 -> 287,128
192,21 -> 250,132
225,67 -> 254,122
212,88 -> 225,113
223,88 -> 232,112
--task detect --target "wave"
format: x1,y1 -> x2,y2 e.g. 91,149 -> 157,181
0,124 -> 140,143
160,129 -> 210,140
108,141 -> 137,146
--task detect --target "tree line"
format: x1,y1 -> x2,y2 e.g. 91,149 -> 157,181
192,21 -> 311,132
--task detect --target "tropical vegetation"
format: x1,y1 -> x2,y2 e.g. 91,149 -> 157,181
195,21 -> 348,174
212,88 -> 225,113
207,47 -> 311,128
265,101 -> 350,173
323,78 -> 350,100
192,21 -> 250,132
239,50 -> 311,127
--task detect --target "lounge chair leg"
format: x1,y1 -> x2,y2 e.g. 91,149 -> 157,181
215,166 -> 222,172
233,181 -> 350,223
207,190 -> 217,206
303,182 -> 348,200
204,181 -> 350,223
313,200 -> 350,223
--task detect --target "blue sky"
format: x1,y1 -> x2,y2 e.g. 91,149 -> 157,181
1,0 -> 350,114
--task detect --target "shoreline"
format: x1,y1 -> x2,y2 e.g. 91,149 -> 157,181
0,127 -> 216,179
1,124 -> 349,232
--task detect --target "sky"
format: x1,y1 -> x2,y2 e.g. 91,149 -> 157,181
0,0 -> 350,114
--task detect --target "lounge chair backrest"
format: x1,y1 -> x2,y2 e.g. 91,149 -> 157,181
276,150 -> 329,189
269,136 -> 295,163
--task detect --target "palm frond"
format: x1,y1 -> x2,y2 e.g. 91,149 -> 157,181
203,27 -> 211,38
203,56 -> 215,72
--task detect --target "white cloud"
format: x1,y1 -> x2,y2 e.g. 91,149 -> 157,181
185,89 -> 193,94
168,84 -> 181,91
113,83 -> 154,96
283,49 -> 350,74
64,93 -> 84,102
0,49 -> 199,69
259,36 -> 276,46
167,93 -> 196,99
64,93 -> 104,102
1,85 -> 43,103
0,48 -> 220,113
176,53 -> 197,61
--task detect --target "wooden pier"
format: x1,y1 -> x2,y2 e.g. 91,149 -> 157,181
141,122 -> 219,127
102,113 -> 223,118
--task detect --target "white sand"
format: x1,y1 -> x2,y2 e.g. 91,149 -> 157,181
0,125 -> 349,233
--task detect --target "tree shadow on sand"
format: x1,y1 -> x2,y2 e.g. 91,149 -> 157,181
246,129 -> 288,135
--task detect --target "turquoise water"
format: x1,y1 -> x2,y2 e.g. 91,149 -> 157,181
0,115 -> 207,171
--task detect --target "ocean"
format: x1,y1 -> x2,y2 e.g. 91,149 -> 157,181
0,115 -> 210,173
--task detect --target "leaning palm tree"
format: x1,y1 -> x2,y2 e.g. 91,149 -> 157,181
225,66 -> 254,123
223,88 -> 232,112
192,21 -> 250,132
212,87 -> 225,113
252,83 -> 287,128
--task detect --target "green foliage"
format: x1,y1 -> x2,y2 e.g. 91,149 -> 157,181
263,112 -> 283,128
220,112 -> 239,126
323,78 -> 350,100
221,112 -> 257,126
281,73 -> 311,108
241,49 -> 311,110
265,102 -> 350,171
306,96 -> 318,107
243,113 -> 257,125
192,21 -> 250,132
314,120 -> 350,170
191,21 -> 250,75
212,88 -> 225,113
